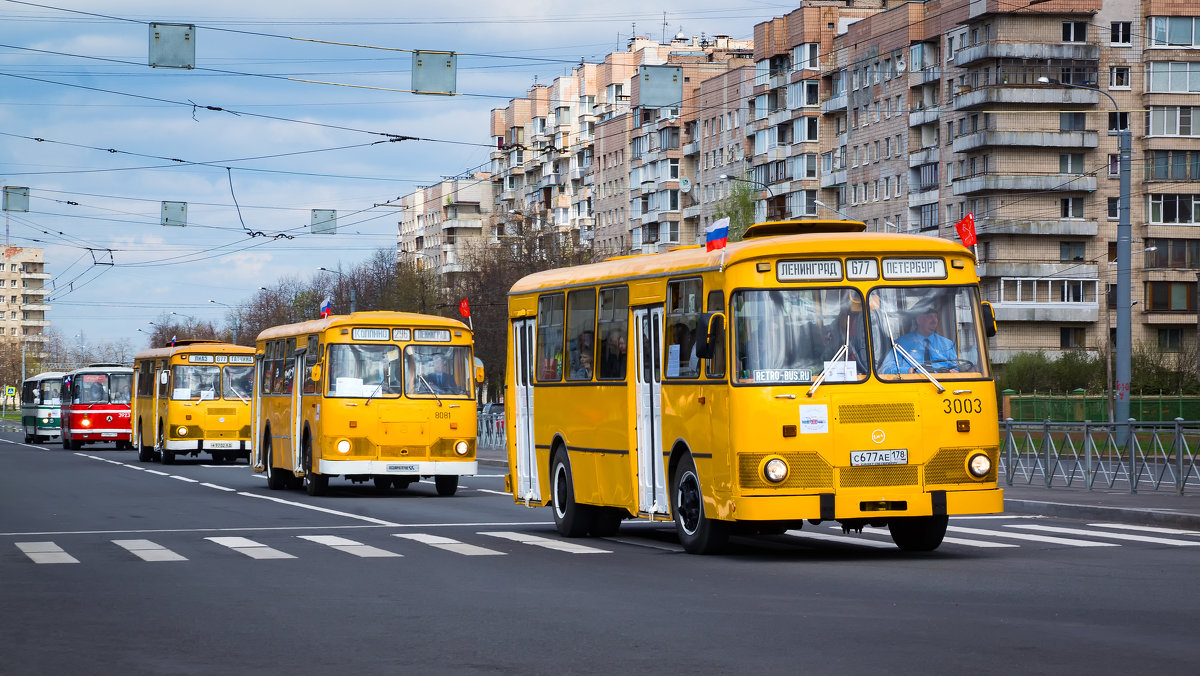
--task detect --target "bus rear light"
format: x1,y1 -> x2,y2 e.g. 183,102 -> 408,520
454,441 -> 469,456
967,453 -> 991,478
763,457 -> 788,483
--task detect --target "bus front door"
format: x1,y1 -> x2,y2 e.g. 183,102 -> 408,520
291,348 -> 306,475
250,354 -> 264,471
634,306 -> 667,516
512,318 -> 539,502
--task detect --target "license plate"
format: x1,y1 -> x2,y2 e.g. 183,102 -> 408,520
850,449 -> 908,467
100,433 -> 118,438
209,441 -> 235,449
386,463 -> 418,473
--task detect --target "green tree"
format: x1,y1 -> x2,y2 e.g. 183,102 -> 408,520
713,177 -> 757,243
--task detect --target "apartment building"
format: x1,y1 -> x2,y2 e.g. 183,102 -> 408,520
0,246 -> 51,357
396,174 -> 495,286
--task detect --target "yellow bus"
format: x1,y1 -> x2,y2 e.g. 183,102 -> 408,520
252,311 -> 482,496
132,341 -> 256,464
504,220 -> 1002,554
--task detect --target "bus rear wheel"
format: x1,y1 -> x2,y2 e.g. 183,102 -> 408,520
888,515 -> 948,552
589,508 -> 624,537
136,421 -> 156,462
550,448 -> 593,537
671,454 -> 729,555
264,436 -> 289,491
302,436 -> 327,497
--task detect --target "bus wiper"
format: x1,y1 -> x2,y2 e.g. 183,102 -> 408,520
891,345 -> 945,393
417,374 -> 443,407
806,344 -> 848,398
364,377 -> 383,406
227,385 -> 248,404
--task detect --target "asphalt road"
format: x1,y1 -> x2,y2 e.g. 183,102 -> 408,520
2,431 -> 1197,675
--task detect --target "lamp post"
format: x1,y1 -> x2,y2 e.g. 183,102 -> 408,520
813,199 -> 855,221
719,173 -> 774,220
208,299 -> 240,344
318,267 -> 356,313
1039,75 -> 1132,425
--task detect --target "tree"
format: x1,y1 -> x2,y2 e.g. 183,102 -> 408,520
713,176 -> 757,243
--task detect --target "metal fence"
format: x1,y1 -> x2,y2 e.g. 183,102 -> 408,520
475,414 -> 1200,495
1000,419 -> 1200,494
1004,392 -> 1200,422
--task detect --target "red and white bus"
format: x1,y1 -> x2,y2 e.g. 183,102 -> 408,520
60,363 -> 134,450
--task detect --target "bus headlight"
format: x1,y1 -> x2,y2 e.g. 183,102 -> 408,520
336,439 -> 351,454
454,441 -> 469,456
763,457 -> 789,483
967,452 -> 992,478
177,426 -> 188,436
81,418 -> 91,427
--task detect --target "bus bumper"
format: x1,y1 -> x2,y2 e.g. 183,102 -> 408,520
317,459 -> 478,476
163,440 -> 249,452
727,487 -> 1004,522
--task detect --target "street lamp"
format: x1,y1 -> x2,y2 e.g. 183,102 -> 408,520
718,173 -> 774,199
318,267 -> 356,313
813,199 -> 855,221
1039,75 -> 1133,426
209,299 -> 240,344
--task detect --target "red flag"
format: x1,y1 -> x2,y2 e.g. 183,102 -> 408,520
954,212 -> 976,247
458,298 -> 471,319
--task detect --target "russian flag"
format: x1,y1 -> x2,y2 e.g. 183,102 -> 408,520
705,217 -> 730,252
320,297 -> 332,318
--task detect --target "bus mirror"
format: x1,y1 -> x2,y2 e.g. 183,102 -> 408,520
475,365 -> 486,384
980,301 -> 997,337
310,364 -> 322,383
159,371 -> 168,385
694,312 -> 726,359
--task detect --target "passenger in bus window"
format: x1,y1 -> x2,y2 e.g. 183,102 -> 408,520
878,299 -> 958,374
600,328 -> 627,379
571,351 -> 593,379
112,378 -> 132,404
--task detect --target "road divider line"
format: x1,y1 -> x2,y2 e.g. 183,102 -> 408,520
200,482 -> 236,492
169,475 -> 198,483
236,492 -> 400,526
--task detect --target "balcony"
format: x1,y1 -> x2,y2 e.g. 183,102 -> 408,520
19,271 -> 51,280
954,41 -> 1100,67
767,109 -> 791,127
908,67 -> 941,87
977,217 -> 1098,237
908,147 -> 939,168
19,319 -> 50,327
953,173 -> 1096,195
683,204 -> 702,218
443,217 -> 484,231
20,303 -> 51,312
977,261 -> 1097,278
19,287 -> 49,296
681,140 -> 699,156
501,189 -> 519,202
909,108 -> 940,127
907,188 -> 940,207
542,173 -> 563,187
766,147 -> 788,162
953,130 -> 1097,152
569,166 -> 589,181
954,85 -> 1099,110
821,92 -> 847,113
991,301 -> 1098,323
819,169 -> 846,188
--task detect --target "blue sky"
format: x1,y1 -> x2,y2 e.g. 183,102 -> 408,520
0,0 -> 781,348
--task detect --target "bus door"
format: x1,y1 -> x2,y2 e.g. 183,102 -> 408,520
251,354 -> 264,471
291,348 -> 306,475
634,306 -> 667,515
512,318 -> 539,502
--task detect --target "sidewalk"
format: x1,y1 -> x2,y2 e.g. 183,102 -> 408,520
477,444 -> 1200,530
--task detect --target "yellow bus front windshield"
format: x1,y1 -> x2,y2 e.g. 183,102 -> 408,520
405,345 -> 471,396
733,288 -> 868,385
172,365 -> 221,400
222,365 -> 253,402
324,343 -> 472,398
870,285 -> 988,379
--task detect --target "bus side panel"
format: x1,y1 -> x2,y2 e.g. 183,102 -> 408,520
572,384 -> 633,509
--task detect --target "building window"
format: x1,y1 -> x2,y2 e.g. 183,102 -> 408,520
1146,151 -> 1200,181
1060,327 -> 1085,349
1109,112 -> 1129,133
1149,194 -> 1200,224
1062,21 -> 1088,43
1149,16 -> 1200,47
1147,281 -> 1196,311
1159,328 -> 1184,352
1145,239 -> 1200,269
1060,153 -> 1085,174
1109,66 -> 1130,89
1060,112 -> 1086,131
1108,197 -> 1120,220
1148,106 -> 1199,137
1109,154 -> 1120,176
1147,62 -> 1200,93
1061,197 -> 1085,219
801,117 -> 818,142
1111,21 -> 1132,45
1060,242 -> 1085,262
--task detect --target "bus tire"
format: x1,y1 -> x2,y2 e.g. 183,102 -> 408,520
887,515 -> 948,552
588,508 -> 624,537
136,420 -> 153,462
373,476 -> 392,491
69,439 -> 83,451
550,448 -> 593,537
61,434 -> 70,450
302,435 -> 327,497
24,434 -> 33,444
671,454 -> 729,555
434,475 -> 458,497
264,436 -> 289,491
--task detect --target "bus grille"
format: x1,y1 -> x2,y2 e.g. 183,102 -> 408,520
738,452 -> 832,490
925,446 -> 998,484
207,408 -> 237,416
839,465 -> 919,488
838,402 -> 916,424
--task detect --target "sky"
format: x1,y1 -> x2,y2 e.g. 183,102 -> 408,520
0,0 -> 788,350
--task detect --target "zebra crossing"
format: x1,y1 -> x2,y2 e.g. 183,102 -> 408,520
8,519 -> 1200,564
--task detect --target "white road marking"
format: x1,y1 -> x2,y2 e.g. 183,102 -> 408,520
837,525 -> 1020,549
298,535 -> 400,558
113,539 -> 187,562
170,475 -> 198,483
601,536 -> 684,552
948,525 -> 1118,547
482,531 -> 611,554
200,482 -> 236,492
1006,523 -> 1200,546
786,529 -> 894,548
144,469 -> 170,476
206,536 -> 295,559
475,489 -> 511,496
1089,522 -> 1200,536
236,492 -> 400,526
16,542 -> 79,564
393,533 -> 504,556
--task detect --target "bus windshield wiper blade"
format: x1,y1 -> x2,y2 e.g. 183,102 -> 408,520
417,375 -> 443,407
891,344 -> 944,393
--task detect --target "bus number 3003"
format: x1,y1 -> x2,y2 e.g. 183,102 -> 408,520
944,398 -> 983,414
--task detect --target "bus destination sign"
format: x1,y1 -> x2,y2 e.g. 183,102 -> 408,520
881,258 -> 946,280
777,259 -> 842,282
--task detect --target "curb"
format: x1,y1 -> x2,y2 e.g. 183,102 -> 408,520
1004,498 -> 1200,530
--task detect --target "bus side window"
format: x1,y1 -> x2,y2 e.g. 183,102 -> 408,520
157,360 -> 169,398
597,286 -> 629,381
536,293 -> 565,382
280,338 -> 296,394
303,334 -> 320,394
262,341 -> 276,395
666,278 -> 703,379
705,290 -> 725,378
565,288 -> 596,381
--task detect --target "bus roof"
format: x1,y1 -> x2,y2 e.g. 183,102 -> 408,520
23,371 -> 66,383
65,365 -> 133,375
255,311 -> 471,343
509,222 -> 973,295
133,342 -> 255,362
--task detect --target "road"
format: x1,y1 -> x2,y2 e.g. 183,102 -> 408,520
1,431 -> 1197,675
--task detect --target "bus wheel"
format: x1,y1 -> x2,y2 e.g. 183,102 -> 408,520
373,476 -> 392,491
136,421 -> 154,462
434,475 -> 458,497
302,437 -> 327,497
589,508 -> 624,537
69,439 -> 83,451
264,437 -> 289,491
887,515 -> 948,552
24,434 -> 33,444
550,448 -> 593,537
61,434 -> 70,450
671,454 -> 729,555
